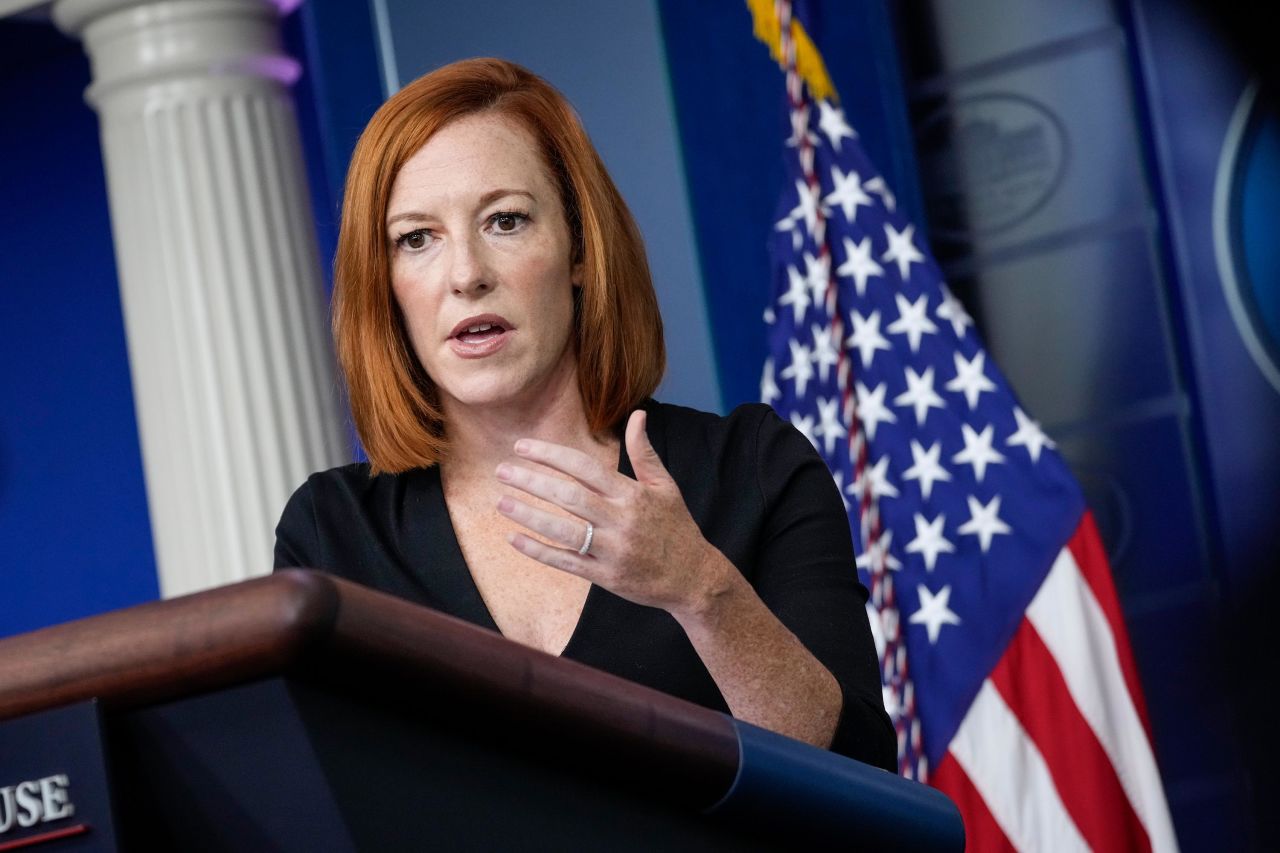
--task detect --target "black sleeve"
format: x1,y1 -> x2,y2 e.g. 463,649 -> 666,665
273,478 -> 320,571
749,407 -> 897,771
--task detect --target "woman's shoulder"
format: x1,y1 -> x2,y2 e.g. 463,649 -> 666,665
646,398 -> 826,498
291,460 -> 370,500
643,398 -> 813,482
644,398 -> 777,434
645,399 -> 801,453
286,461 -> 437,511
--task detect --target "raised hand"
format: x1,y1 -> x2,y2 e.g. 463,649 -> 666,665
495,409 -> 727,618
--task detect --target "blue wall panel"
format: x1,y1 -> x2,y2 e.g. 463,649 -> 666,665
0,22 -> 158,637
1128,1 -> 1280,843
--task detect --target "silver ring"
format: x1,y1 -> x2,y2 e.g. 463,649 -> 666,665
577,522 -> 594,556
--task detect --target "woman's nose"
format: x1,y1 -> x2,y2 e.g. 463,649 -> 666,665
446,235 -> 491,296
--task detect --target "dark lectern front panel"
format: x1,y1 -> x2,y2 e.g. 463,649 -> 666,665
106,678 -> 774,852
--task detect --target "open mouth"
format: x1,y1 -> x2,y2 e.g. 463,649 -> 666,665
454,321 -> 507,344
448,314 -> 513,358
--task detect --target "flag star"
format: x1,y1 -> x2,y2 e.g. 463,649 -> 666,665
946,351 -> 997,410
882,222 -> 926,281
894,366 -> 947,426
810,323 -> 839,383
936,285 -> 975,339
958,495 -> 1012,553
953,423 -> 1007,483
788,178 -> 820,236
864,175 -> 896,212
825,166 -> 874,223
905,512 -> 955,571
846,309 -> 892,369
851,455 -> 899,502
815,396 -> 848,456
778,264 -> 811,324
779,338 -> 815,398
774,213 -> 804,252
817,99 -> 856,151
803,252 -> 831,307
760,357 -> 781,406
790,411 -> 818,450
856,529 -> 902,573
910,584 -> 961,644
887,293 -> 939,354
836,236 -> 884,297
855,381 -> 898,441
1006,407 -> 1056,463
902,439 -> 952,501
763,306 -> 776,324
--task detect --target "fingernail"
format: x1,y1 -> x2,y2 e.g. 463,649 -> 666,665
498,496 -> 514,513
514,439 -> 531,455
496,463 -> 513,481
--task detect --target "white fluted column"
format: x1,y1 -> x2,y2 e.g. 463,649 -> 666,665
54,0 -> 348,596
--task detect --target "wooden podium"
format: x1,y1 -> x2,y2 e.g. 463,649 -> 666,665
0,570 -> 962,850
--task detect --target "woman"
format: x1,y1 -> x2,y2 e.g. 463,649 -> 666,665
274,58 -> 894,770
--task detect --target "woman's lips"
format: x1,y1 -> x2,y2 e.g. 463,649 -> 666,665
450,326 -> 509,356
447,314 -> 513,359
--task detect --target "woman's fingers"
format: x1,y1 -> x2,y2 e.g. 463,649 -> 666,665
497,495 -> 596,554
496,415 -> 709,614
496,462 -> 601,520
512,438 -> 615,495
507,531 -> 591,577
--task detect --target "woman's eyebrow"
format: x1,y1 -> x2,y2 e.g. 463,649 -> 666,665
477,188 -> 535,206
386,189 -> 536,229
386,210 -> 428,228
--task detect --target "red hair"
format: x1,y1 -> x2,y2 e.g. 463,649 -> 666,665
333,58 -> 665,473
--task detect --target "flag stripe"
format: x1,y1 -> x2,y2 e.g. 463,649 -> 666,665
992,618 -> 1152,853
948,680 -> 1091,853
1026,540 -> 1179,852
931,753 -> 1015,853
1068,512 -> 1155,738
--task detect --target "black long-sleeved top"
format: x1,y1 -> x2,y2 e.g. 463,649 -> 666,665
274,400 -> 895,771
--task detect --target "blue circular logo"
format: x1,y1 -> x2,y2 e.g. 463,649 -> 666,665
1217,83 -> 1280,395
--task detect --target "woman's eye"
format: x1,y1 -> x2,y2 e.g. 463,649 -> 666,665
397,229 -> 429,250
491,211 -> 527,233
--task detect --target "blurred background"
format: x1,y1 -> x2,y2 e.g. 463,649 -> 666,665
1,0 -> 1276,848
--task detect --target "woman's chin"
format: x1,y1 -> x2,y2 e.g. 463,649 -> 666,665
439,376 -> 547,413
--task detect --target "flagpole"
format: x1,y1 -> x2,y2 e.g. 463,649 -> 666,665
771,0 -> 924,782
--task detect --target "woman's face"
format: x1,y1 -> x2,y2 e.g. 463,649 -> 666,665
386,112 -> 580,417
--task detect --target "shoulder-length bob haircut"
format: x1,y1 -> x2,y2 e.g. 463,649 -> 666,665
334,58 -> 665,473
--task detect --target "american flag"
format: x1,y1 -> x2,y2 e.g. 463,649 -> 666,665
752,1 -> 1179,849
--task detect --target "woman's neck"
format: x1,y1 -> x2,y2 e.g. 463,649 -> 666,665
437,360 -> 614,485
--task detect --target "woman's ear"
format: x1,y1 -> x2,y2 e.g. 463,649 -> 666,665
571,261 -> 584,288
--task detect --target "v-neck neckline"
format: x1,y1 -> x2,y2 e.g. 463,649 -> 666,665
423,402 -> 655,659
